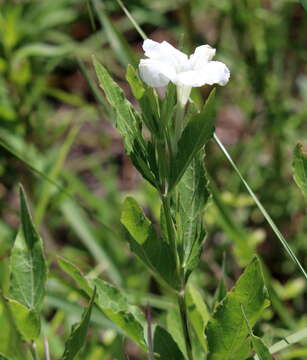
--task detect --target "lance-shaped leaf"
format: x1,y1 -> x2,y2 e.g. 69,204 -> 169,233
206,257 -> 270,360
94,58 -> 157,188
177,154 -> 210,278
154,326 -> 185,360
169,90 -> 216,191
62,287 -> 96,360
58,257 -> 147,350
8,186 -> 47,340
121,196 -> 180,290
293,143 -> 307,197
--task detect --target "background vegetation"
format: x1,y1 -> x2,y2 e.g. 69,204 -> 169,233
0,0 -> 306,359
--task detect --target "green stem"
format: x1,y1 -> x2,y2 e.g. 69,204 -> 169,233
161,194 -> 193,360
161,195 -> 179,272
178,292 -> 193,360
30,342 -> 39,360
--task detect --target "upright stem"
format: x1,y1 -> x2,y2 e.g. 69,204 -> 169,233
30,342 -> 39,360
161,194 -> 180,276
178,291 -> 193,360
161,193 -> 194,360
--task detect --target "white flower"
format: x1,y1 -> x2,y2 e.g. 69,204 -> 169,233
139,39 -> 230,105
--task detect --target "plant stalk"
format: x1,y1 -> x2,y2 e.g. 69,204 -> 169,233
30,342 -> 39,360
178,291 -> 193,360
161,193 -> 194,360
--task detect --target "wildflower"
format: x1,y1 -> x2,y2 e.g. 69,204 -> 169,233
139,39 -> 230,105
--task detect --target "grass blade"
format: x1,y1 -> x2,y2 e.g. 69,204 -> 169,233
214,133 -> 307,281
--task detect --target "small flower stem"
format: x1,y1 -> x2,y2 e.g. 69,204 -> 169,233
178,291 -> 193,360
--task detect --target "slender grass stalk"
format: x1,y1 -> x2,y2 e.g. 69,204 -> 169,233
115,0 -> 147,40
214,133 -> 307,281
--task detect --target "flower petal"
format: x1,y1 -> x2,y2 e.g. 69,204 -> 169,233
142,39 -> 188,71
201,61 -> 230,86
139,59 -> 176,88
176,70 -> 208,87
177,61 -> 230,87
188,45 -> 216,70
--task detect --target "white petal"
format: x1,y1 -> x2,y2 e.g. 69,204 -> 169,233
142,39 -> 188,71
188,45 -> 216,70
176,61 -> 230,87
176,70 -> 207,87
139,59 -> 176,88
201,61 -> 230,86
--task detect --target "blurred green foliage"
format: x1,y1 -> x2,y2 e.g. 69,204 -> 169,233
0,0 -> 307,359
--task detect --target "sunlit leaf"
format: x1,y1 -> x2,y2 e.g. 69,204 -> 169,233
206,257 -> 270,360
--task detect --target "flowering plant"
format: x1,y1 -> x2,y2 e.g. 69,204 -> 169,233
91,38 -> 274,360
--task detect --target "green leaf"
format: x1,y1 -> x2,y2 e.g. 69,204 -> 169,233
62,287 -> 96,360
169,90 -> 216,191
93,56 -> 139,151
178,154 -> 210,277
93,58 -> 157,187
58,257 -> 147,350
126,65 -> 145,100
293,143 -> 307,197
252,336 -> 273,360
186,284 -> 209,351
0,354 -> 9,360
0,297 -> 24,359
206,257 -> 270,360
241,305 -> 274,360
9,186 -> 47,310
121,197 -> 180,289
154,326 -> 185,360
7,299 -> 40,341
166,308 -> 188,358
120,196 -> 151,245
